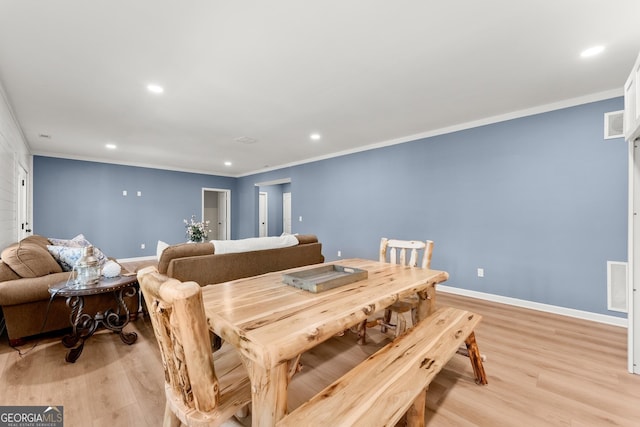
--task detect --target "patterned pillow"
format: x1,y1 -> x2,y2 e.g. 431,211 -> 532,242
46,246 -> 84,272
47,234 -> 108,265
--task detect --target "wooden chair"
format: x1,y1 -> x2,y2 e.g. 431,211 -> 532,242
356,238 -> 434,344
137,266 -> 251,427
379,238 -> 434,336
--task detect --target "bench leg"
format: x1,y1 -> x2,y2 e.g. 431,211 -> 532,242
405,387 -> 426,427
465,332 -> 488,385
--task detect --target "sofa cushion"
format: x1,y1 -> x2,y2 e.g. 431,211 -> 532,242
20,235 -> 52,249
0,271 -> 72,306
1,241 -> 63,278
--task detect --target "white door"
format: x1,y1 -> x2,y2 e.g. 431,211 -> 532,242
283,192 -> 292,234
17,165 -> 30,240
217,191 -> 228,240
259,192 -> 268,237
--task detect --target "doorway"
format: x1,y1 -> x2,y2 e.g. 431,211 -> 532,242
202,188 -> 230,240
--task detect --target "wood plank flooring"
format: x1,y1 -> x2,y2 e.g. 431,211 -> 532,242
1,291 -> 639,426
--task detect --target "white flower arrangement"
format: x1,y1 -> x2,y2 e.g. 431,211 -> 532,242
184,215 -> 211,242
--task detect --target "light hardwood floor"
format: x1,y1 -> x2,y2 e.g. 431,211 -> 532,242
1,291 -> 639,426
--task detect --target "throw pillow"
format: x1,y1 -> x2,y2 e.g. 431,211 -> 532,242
48,234 -> 108,265
47,245 -> 85,272
157,240 -> 170,261
47,236 -> 75,247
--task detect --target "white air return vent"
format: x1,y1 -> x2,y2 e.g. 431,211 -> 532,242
604,110 -> 624,139
607,261 -> 628,312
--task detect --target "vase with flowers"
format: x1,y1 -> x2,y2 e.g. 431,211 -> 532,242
184,215 -> 211,242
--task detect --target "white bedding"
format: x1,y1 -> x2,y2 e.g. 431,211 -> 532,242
210,234 -> 299,254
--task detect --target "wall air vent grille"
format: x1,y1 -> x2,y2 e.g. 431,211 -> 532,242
607,261 -> 628,313
604,110 -> 624,139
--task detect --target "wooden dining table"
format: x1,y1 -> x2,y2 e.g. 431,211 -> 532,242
201,258 -> 450,427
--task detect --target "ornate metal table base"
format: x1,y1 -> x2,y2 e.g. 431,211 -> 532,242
61,285 -> 138,363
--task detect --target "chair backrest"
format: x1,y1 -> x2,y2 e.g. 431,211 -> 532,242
137,266 -> 222,424
379,238 -> 434,269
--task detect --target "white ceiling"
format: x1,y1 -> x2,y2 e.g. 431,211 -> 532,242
1,1 -> 639,176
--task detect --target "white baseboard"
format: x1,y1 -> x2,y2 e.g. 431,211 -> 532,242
438,285 -> 628,328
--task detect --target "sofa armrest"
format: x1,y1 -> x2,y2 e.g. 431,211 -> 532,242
294,234 -> 318,245
157,242 -> 214,274
0,272 -> 73,306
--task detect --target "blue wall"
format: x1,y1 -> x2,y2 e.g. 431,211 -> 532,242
239,98 -> 628,317
33,158 -> 237,258
33,97 -> 628,317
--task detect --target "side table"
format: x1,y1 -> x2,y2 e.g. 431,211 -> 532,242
49,274 -> 139,363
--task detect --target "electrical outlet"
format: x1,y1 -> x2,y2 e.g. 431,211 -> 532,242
122,190 -> 127,196
338,250 -> 342,257
477,268 -> 484,278
299,216 -> 303,222
141,243 -> 145,249
137,191 -> 142,197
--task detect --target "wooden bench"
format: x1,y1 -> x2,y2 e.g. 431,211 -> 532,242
278,306 -> 487,427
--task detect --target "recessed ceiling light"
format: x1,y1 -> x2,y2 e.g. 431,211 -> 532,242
106,143 -> 117,150
147,84 -> 164,94
310,133 -> 321,141
580,45 -> 605,58
224,161 -> 232,166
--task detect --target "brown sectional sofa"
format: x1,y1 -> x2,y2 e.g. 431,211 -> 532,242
158,234 -> 325,286
0,235 -> 138,346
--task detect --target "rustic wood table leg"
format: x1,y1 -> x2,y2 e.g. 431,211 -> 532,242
247,361 -> 289,427
415,285 -> 436,323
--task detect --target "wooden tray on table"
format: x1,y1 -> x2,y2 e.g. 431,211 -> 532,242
282,264 -> 368,293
